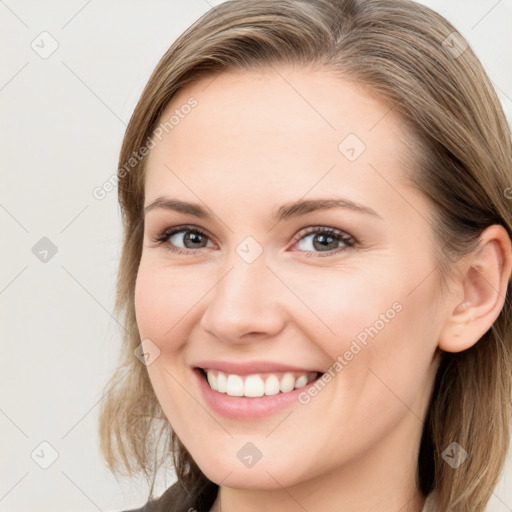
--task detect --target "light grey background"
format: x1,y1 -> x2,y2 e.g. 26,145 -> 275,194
1,1 -> 511,511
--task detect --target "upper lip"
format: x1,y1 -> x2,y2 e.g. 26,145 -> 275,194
194,360 -> 323,375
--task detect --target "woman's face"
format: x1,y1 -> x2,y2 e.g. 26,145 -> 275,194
135,66 -> 444,490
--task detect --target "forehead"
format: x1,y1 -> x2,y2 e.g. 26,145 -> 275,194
143,66 -> 415,213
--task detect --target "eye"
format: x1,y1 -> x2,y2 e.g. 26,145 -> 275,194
290,226 -> 356,257
151,224 -> 216,254
151,224 -> 357,257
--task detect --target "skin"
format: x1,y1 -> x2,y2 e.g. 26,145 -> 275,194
134,65 -> 512,512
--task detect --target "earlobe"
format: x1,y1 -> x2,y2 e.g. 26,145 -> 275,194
438,225 -> 512,354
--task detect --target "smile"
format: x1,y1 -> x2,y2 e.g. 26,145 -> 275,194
200,368 -> 320,397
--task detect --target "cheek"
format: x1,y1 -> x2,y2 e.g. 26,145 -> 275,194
134,263 -> 194,426
134,262 -> 193,343
280,266 -> 401,350
287,261 -> 438,394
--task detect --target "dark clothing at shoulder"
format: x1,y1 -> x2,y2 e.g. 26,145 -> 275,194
121,479 -> 219,512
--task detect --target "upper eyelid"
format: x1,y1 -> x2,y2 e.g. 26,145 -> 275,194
158,224 -> 217,244
154,224 -> 356,248
157,224 -> 349,238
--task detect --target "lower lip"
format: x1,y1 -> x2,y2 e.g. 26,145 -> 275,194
193,368 -> 322,420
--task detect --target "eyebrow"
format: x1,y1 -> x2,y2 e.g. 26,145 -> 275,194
143,196 -> 383,222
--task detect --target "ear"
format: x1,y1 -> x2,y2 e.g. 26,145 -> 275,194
438,224 -> 512,353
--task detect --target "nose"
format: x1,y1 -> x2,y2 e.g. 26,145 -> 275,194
199,251 -> 286,344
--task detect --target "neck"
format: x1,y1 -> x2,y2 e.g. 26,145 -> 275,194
211,484 -> 426,512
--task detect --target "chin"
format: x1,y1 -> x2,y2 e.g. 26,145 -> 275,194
194,451 -> 308,491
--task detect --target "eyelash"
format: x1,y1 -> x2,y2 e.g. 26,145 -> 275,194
151,224 -> 357,258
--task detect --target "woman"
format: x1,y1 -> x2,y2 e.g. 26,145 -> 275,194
98,1 -> 512,511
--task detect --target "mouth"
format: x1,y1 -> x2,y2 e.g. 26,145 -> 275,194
195,367 -> 323,398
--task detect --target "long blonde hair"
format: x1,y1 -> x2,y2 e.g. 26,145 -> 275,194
98,1 -> 512,510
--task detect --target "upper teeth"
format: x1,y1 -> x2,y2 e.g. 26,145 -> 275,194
205,369 -> 318,397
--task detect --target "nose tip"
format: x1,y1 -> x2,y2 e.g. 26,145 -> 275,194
199,261 -> 286,344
